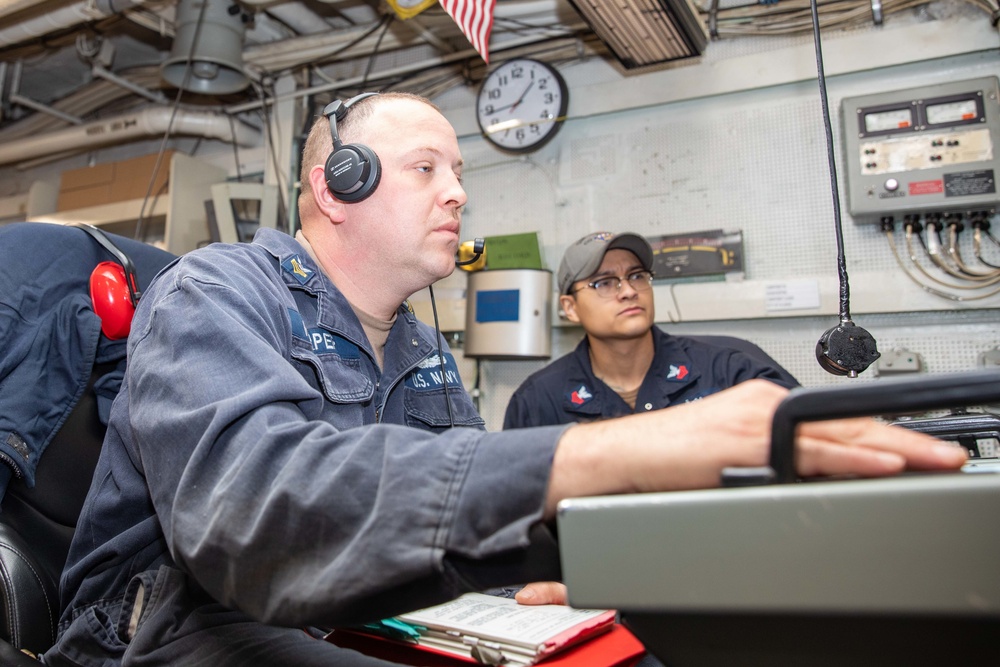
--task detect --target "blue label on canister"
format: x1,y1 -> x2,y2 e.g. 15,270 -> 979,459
476,289 -> 519,322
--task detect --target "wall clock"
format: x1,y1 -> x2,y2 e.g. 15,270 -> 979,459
476,58 -> 569,153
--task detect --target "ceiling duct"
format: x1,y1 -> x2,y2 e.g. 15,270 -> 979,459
161,0 -> 250,95
568,0 -> 709,69
0,107 -> 260,167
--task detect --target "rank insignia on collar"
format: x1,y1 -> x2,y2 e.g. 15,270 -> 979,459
281,255 -> 314,284
567,384 -> 593,405
666,364 -> 690,381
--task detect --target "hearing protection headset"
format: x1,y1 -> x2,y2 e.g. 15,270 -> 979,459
322,92 -> 381,203
69,223 -> 141,341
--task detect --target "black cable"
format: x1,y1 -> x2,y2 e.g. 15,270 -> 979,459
227,113 -> 244,182
359,15 -> 395,92
985,228 -> 1000,250
133,0 -> 210,242
428,284 -> 456,427
809,0 -> 850,322
253,78 -> 288,231
280,15 -> 391,82
708,0 -> 721,38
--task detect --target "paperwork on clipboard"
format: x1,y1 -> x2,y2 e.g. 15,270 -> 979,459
347,592 -> 619,666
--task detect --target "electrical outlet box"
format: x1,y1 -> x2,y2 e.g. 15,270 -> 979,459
979,347 -> 1000,368
876,348 -> 923,374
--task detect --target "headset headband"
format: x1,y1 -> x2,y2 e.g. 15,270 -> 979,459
68,222 -> 141,306
323,92 -> 380,149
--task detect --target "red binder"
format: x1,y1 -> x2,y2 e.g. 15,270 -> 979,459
326,623 -> 647,667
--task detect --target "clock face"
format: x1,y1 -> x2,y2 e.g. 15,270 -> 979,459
476,59 -> 569,153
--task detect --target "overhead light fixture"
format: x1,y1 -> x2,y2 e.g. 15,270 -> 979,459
161,0 -> 250,95
569,0 -> 710,69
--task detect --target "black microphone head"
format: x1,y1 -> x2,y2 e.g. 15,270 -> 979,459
455,238 -> 486,267
816,320 -> 880,377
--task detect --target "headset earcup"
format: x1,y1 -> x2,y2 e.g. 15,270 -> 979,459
90,261 -> 135,340
324,143 -> 381,203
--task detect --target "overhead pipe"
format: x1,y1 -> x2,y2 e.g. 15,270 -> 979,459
0,106 -> 260,166
91,64 -> 169,104
0,0 -> 49,22
9,60 -> 83,125
227,25 -> 589,114
0,0 -> 148,48
241,0 -> 571,71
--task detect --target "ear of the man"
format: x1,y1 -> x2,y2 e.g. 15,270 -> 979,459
309,164 -> 347,222
559,294 -> 581,324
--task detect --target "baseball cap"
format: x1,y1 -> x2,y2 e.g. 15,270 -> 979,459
557,231 -> 654,295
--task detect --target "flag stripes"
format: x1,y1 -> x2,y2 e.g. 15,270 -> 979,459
439,0 -> 496,63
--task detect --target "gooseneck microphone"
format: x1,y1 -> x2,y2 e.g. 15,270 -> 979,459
807,0 -> 880,378
816,320 -> 880,377
428,238 -> 488,429
455,237 -> 485,267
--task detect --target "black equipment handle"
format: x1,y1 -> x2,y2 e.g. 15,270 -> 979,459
724,370 -> 1000,486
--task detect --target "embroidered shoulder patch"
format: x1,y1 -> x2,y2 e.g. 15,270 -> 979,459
281,255 -> 315,285
566,384 -> 593,406
665,364 -> 690,381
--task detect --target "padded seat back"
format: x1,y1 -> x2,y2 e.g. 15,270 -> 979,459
0,363 -> 110,654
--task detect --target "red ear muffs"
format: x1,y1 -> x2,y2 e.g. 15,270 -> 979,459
90,261 -> 136,340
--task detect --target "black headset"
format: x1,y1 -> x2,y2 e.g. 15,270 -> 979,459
68,223 -> 141,341
322,92 -> 381,203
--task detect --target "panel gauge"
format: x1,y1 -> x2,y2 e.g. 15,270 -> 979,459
925,95 -> 984,128
841,77 -> 1000,223
864,107 -> 914,134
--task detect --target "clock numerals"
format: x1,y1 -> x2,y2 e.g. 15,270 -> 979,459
476,58 -> 569,154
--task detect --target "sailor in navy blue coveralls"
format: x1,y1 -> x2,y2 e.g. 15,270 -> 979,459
44,94 -> 566,667
504,326 -> 798,429
504,231 -> 797,431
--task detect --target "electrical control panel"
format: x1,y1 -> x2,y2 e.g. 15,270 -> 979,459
841,76 -> 1000,223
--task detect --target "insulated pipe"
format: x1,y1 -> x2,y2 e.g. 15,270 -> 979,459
0,0 -> 147,48
0,0 -> 49,22
0,107 -> 260,166
241,0 -> 571,70
229,27 -> 588,114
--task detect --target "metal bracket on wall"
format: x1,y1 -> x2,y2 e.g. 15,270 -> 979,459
876,347 -> 923,375
979,347 -> 1000,368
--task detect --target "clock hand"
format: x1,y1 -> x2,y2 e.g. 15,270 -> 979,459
509,81 -> 534,113
483,81 -> 536,115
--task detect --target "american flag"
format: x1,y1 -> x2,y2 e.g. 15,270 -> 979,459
439,0 -> 496,63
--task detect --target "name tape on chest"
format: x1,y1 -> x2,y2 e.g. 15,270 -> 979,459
406,354 -> 460,391
287,308 -> 361,358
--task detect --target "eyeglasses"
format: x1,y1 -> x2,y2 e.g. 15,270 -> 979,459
572,270 -> 655,298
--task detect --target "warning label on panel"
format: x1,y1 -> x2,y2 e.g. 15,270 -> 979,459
909,180 -> 943,196
944,170 -> 996,198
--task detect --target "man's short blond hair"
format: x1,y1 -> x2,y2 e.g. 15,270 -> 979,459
298,92 -> 439,204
